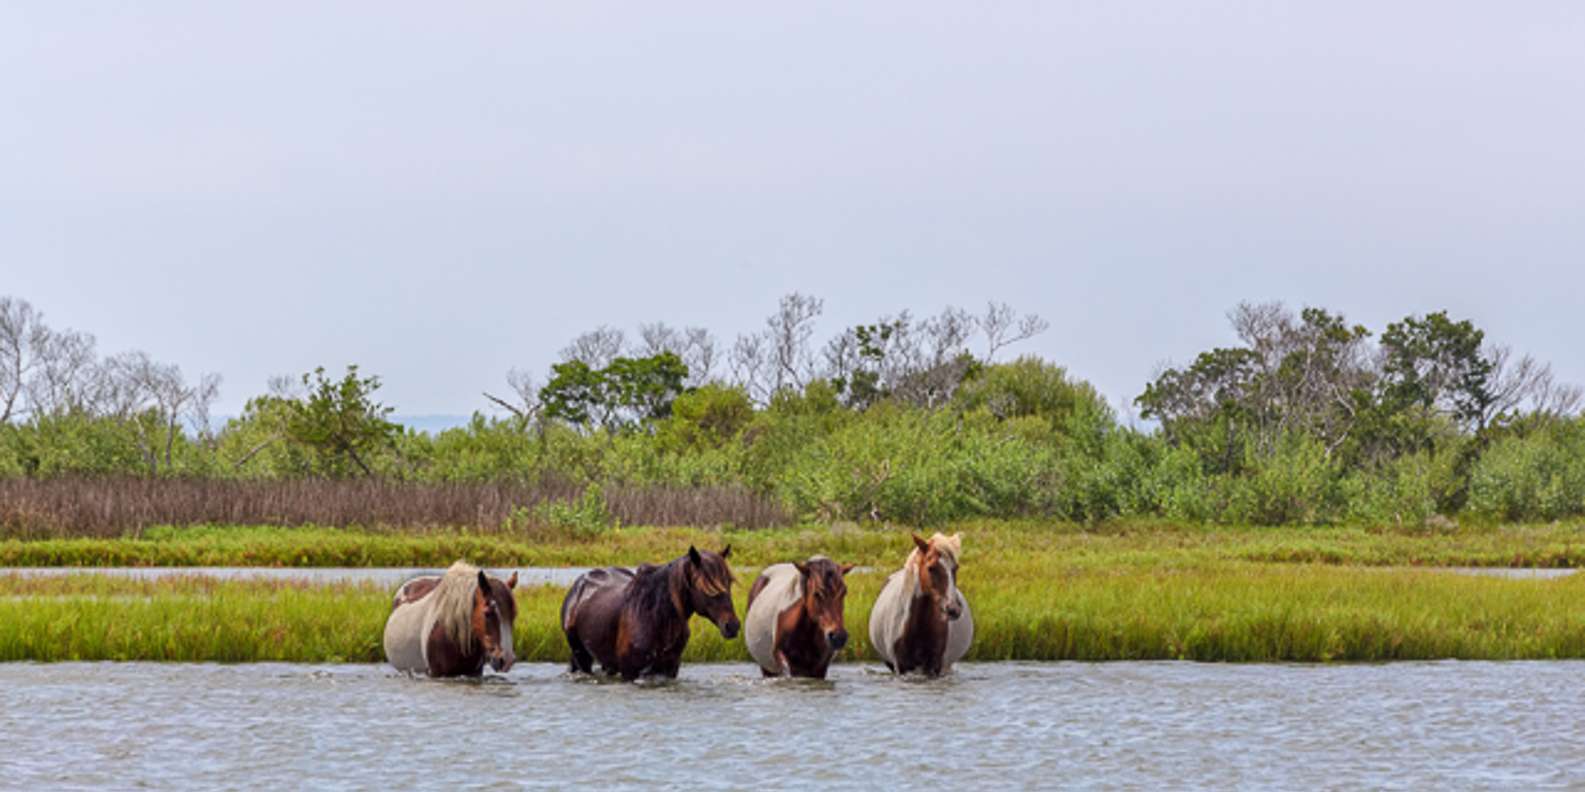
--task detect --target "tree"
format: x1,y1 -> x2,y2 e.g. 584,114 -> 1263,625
0,297 -> 50,423
1379,311 -> 1493,431
1137,302 -> 1377,469
559,326 -> 627,370
727,292 -> 823,402
540,353 -> 690,433
980,301 -> 1050,361
282,365 -> 398,476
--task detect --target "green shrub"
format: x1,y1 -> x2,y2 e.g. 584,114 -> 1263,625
518,483 -> 618,539
1468,421 -> 1585,522
1221,433 -> 1339,525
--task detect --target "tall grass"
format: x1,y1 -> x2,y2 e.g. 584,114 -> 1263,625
6,520 -> 1585,569
7,564 -> 1585,663
0,476 -> 789,538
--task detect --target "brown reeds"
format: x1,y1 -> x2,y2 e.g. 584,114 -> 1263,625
0,476 -> 790,538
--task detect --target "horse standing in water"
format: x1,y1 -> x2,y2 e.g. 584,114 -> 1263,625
560,546 -> 739,681
868,533 -> 972,676
383,562 -> 519,677
745,556 -> 855,679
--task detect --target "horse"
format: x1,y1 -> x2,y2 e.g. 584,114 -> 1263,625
867,532 -> 972,676
383,561 -> 519,678
560,545 -> 739,681
744,556 -> 855,679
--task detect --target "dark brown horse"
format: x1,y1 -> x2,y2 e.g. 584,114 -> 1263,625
560,546 -> 739,681
744,556 -> 855,679
383,562 -> 519,677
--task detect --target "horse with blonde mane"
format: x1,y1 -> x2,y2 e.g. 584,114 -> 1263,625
745,556 -> 855,679
867,533 -> 972,676
383,561 -> 519,677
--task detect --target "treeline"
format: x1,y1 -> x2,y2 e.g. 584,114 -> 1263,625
2,294 -> 1582,527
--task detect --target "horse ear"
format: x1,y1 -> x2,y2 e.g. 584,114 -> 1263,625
506,571 -> 518,590
720,544 -> 731,559
476,570 -> 490,596
793,561 -> 809,576
840,563 -> 856,576
688,546 -> 702,566
911,533 -> 930,553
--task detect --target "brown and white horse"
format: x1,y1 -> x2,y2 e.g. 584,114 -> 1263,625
383,562 -> 519,677
867,533 -> 972,676
745,556 -> 855,679
560,546 -> 739,681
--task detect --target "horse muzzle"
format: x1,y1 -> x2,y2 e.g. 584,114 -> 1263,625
490,653 -> 516,673
719,618 -> 741,640
943,603 -> 963,621
827,629 -> 848,650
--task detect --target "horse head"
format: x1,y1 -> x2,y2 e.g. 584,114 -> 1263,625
793,557 -> 855,650
472,570 -> 519,672
686,545 -> 740,639
912,533 -> 962,621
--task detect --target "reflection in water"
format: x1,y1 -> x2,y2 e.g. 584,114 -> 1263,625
2,661 -> 1583,789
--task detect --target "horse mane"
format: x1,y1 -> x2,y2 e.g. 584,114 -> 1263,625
431,561 -> 484,654
902,533 -> 962,594
628,559 -> 684,618
628,551 -> 731,618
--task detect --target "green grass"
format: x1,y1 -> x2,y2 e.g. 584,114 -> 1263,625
7,520 -> 1585,663
5,519 -> 1585,569
6,561 -> 1585,663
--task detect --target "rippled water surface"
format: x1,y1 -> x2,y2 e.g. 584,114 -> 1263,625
3,661 -> 1584,790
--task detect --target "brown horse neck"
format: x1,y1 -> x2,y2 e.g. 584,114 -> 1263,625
895,591 -> 950,673
629,559 -> 692,625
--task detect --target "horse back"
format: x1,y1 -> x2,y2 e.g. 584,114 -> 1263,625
384,575 -> 443,674
561,566 -> 634,631
391,574 -> 442,612
744,564 -> 801,672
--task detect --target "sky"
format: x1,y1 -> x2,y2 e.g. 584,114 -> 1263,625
3,2 -> 1582,419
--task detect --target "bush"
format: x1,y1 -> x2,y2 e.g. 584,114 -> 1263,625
1468,421 -> 1585,522
511,483 -> 618,539
1338,449 -> 1461,527
1220,433 -> 1338,525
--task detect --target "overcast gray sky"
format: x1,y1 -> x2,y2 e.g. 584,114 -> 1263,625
4,2 -> 1582,417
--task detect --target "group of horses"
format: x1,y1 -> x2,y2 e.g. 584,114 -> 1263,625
382,532 -> 972,681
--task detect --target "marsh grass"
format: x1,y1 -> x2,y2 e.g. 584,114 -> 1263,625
6,519 -> 1585,570
6,561 -> 1585,663
0,476 -> 789,539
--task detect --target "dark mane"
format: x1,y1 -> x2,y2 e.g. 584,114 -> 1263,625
628,558 -> 684,617
561,547 -> 739,680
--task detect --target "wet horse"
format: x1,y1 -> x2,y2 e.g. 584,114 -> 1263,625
560,546 -> 739,681
383,561 -> 519,677
868,533 -> 972,676
745,556 -> 855,679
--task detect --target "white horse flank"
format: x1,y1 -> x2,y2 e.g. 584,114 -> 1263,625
868,533 -> 972,676
383,561 -> 518,677
745,562 -> 805,674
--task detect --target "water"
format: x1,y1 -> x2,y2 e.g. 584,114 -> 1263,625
0,566 -> 876,587
3,661 -> 1583,790
0,566 -> 592,588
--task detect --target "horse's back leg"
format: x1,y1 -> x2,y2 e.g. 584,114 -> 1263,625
566,630 -> 595,674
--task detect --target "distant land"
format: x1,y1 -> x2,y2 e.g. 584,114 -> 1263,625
391,415 -> 475,433
195,414 -> 478,435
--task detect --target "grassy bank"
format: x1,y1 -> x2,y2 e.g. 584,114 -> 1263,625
5,520 -> 1585,569
5,561 -> 1585,663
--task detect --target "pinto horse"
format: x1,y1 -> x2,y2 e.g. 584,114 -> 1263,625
868,533 -> 972,676
745,556 -> 855,679
383,562 -> 519,677
560,546 -> 739,681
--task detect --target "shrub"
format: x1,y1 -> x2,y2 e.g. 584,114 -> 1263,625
1468,421 -> 1585,522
